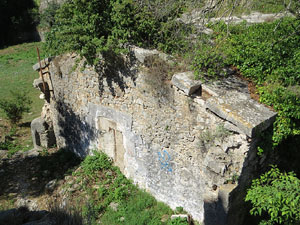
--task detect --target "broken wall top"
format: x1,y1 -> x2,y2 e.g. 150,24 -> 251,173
171,72 -> 277,138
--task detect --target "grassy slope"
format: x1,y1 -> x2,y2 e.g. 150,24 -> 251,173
0,42 -> 45,149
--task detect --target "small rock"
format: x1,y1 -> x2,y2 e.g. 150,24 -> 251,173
109,202 -> 119,212
106,171 -> 113,176
65,176 -> 72,181
161,214 -> 169,222
15,198 -> 39,211
8,193 -> 17,197
72,183 -> 80,190
45,179 -> 57,192
68,187 -> 76,193
24,149 -> 39,158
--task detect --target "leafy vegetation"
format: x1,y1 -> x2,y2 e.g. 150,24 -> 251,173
71,151 -> 189,225
0,91 -> 32,124
44,0 -> 192,65
0,42 -> 45,151
193,17 -> 300,147
246,166 -> 300,225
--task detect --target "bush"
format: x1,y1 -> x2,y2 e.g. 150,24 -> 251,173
193,18 -> 300,146
245,166 -> 300,225
192,37 -> 227,80
0,90 -> 32,124
45,0 -> 189,65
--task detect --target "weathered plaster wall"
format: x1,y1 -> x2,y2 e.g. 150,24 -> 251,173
32,49 -> 267,224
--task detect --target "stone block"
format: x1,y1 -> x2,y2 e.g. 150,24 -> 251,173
31,117 -> 56,149
132,46 -> 174,64
32,58 -> 51,71
171,72 -> 201,95
132,47 -> 159,63
206,92 -> 277,137
224,121 -> 243,134
218,184 -> 237,214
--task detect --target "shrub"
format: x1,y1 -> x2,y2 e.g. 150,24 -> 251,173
0,90 -> 32,124
245,165 -> 300,225
81,151 -> 112,176
193,18 -> 300,146
192,38 -> 227,80
45,0 -> 189,65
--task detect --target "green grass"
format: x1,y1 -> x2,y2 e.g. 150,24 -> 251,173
0,42 -> 45,122
71,151 -> 191,225
0,42 -> 46,150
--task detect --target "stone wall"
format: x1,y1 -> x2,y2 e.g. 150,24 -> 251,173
32,48 -> 276,224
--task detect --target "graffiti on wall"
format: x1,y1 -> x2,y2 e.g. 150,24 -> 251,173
158,150 -> 172,172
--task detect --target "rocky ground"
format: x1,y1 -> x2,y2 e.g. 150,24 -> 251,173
0,147 -> 85,225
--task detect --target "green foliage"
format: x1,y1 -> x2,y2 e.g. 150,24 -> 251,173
101,190 -> 175,225
73,151 -> 191,224
245,166 -> 300,225
45,0 -> 190,65
167,217 -> 189,225
196,18 -> 300,146
259,84 -> 300,145
192,37 -> 227,80
220,18 -> 300,86
81,151 -> 112,176
0,90 -> 32,124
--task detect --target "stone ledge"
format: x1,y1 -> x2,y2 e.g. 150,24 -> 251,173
201,77 -> 277,137
205,92 -> 277,137
32,57 -> 51,71
171,72 -> 202,95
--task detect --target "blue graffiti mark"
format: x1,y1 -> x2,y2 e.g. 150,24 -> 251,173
158,150 -> 172,172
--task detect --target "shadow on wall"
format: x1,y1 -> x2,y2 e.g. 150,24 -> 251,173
226,139 -> 265,225
56,100 -> 96,157
204,198 -> 227,225
203,135 -> 269,225
95,50 -> 137,97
